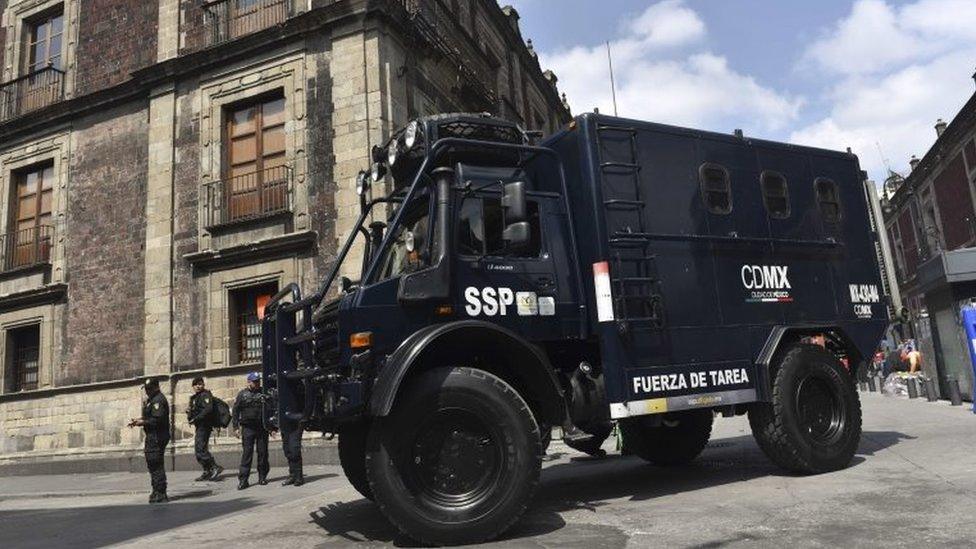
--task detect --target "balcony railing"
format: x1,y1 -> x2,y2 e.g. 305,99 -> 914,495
204,165 -> 292,228
203,0 -> 292,47
0,225 -> 54,272
0,66 -> 66,123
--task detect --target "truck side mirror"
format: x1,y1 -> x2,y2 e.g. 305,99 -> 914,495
502,181 -> 530,251
502,181 -> 527,223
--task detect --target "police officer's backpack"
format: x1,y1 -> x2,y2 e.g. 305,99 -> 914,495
213,397 -> 232,428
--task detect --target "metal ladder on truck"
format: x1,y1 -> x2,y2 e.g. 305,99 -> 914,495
595,123 -> 664,334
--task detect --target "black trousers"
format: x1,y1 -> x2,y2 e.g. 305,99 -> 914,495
239,424 -> 270,481
194,424 -> 216,470
145,435 -> 169,493
281,422 -> 303,477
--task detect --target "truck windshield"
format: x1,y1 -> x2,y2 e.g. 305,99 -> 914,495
376,195 -> 433,282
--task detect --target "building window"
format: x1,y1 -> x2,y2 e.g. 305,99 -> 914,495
25,9 -> 64,73
6,163 -> 54,270
699,163 -> 732,215
814,178 -> 842,223
760,171 -> 790,219
222,94 -> 288,222
229,282 -> 277,365
7,325 -> 40,392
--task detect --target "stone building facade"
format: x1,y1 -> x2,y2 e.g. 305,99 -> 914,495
881,78 -> 976,402
0,0 -> 570,468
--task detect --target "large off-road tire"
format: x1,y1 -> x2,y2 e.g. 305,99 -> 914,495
749,344 -> 861,474
338,421 -> 372,501
365,367 -> 542,546
619,408 -> 713,465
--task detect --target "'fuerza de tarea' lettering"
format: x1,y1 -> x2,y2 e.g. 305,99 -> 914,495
632,368 -> 750,395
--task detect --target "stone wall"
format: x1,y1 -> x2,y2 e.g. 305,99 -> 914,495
0,381 -> 143,456
0,0 -> 6,72
0,368 -> 266,461
62,101 -> 149,385
74,0 -> 158,96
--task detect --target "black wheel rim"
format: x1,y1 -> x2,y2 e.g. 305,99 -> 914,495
795,374 -> 845,446
403,407 -> 502,508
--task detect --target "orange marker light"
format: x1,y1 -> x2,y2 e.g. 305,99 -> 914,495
350,332 -> 373,349
435,305 -> 454,316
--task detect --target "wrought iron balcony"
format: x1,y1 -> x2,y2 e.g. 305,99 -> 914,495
0,225 -> 54,273
204,165 -> 292,229
0,66 -> 66,122
203,0 -> 292,47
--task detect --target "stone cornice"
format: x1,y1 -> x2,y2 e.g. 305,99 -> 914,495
0,282 -> 67,313
183,230 -> 318,271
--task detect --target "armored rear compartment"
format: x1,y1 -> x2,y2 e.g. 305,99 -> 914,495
543,114 -> 889,417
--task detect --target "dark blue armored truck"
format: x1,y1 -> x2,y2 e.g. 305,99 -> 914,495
261,112 -> 889,545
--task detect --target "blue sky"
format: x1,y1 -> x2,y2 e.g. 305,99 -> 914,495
506,0 -> 976,182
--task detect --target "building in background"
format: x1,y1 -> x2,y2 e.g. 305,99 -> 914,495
0,0 -> 569,469
881,75 -> 976,402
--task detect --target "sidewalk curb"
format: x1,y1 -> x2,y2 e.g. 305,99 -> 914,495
0,490 -> 146,501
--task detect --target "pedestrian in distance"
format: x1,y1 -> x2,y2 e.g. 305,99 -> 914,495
187,376 -> 224,481
233,372 -> 271,490
280,414 -> 304,487
128,378 -> 170,504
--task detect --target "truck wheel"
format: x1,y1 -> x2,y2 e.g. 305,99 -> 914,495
365,367 -> 542,546
618,409 -> 713,465
749,344 -> 861,474
338,421 -> 372,501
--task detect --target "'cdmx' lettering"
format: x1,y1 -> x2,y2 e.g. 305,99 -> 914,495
741,265 -> 791,290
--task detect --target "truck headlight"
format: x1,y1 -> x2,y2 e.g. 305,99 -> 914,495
356,170 -> 369,196
370,162 -> 386,182
387,140 -> 399,167
404,120 -> 420,148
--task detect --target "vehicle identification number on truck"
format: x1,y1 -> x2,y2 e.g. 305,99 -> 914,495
849,283 -> 880,319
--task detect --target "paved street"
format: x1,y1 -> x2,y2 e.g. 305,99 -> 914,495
1,392 -> 974,548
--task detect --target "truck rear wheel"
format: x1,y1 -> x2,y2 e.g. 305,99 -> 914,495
619,409 -> 713,465
749,344 -> 861,474
338,420 -> 372,501
365,366 -> 542,546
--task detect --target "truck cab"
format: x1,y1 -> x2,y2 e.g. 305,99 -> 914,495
261,112 -> 889,546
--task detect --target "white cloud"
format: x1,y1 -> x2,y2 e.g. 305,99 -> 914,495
538,0 -> 802,134
791,0 -> 976,179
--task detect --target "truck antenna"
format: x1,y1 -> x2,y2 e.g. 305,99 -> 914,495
607,41 -> 619,116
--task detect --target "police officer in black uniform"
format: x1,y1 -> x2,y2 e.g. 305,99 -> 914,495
128,378 -> 170,503
233,372 -> 271,490
280,414 -> 304,486
187,376 -> 223,481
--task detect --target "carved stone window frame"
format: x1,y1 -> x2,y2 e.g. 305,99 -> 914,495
1,0 -> 79,96
206,257 -> 300,368
0,305 -> 55,393
197,51 -> 308,250
0,130 -> 68,284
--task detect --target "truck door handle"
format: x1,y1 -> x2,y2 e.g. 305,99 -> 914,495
535,276 -> 554,289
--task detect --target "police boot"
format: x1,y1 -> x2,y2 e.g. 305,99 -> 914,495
238,478 -> 249,490
281,475 -> 295,486
209,464 -> 224,480
258,476 -> 268,486
194,469 -> 212,482
292,474 -> 304,487
157,492 -> 169,503
148,491 -> 160,503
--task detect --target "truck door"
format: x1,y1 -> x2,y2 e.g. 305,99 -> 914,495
453,187 -> 580,339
